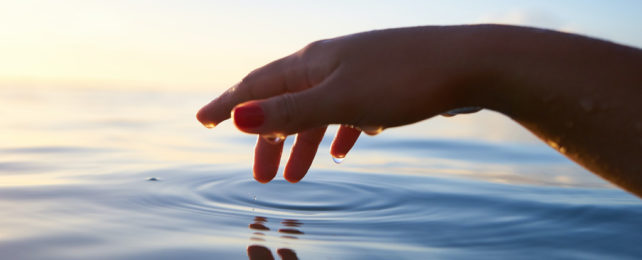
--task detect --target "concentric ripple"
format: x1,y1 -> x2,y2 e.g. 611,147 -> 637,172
121,167 -> 642,259
136,169 -> 408,221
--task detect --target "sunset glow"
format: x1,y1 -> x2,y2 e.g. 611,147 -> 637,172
2,0 -> 641,91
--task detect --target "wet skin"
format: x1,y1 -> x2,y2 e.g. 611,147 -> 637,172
197,24 -> 642,197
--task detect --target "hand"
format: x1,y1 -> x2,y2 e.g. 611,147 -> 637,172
196,26 -> 482,183
197,24 -> 642,198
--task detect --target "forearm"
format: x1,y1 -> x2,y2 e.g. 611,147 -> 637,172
469,25 -> 642,196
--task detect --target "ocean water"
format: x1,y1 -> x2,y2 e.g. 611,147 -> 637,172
1,86 -> 641,260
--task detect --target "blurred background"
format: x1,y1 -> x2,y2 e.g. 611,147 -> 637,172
2,0 -> 641,91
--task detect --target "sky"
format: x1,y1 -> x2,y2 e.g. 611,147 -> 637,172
1,0 -> 641,91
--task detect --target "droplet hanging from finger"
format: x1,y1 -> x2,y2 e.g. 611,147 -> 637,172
261,133 -> 286,144
360,126 -> 384,136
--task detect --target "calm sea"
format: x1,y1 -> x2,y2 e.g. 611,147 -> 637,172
1,86 -> 641,259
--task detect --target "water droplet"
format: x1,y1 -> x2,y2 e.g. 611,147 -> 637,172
547,140 -> 560,149
361,126 -> 383,136
441,112 -> 455,117
262,133 -> 285,144
266,136 -> 282,143
147,177 -> 158,181
332,156 -> 345,164
441,106 -> 482,117
203,122 -> 216,129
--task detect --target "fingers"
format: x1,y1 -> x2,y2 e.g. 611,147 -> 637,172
232,78 -> 349,135
196,54 -> 310,128
330,125 -> 361,159
253,135 -> 285,183
284,127 -> 327,183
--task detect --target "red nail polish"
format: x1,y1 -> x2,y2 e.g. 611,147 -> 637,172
233,103 -> 264,129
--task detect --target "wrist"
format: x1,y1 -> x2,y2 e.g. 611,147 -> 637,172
431,24 -> 508,112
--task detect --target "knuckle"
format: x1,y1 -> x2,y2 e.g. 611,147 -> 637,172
239,70 -> 254,86
299,39 -> 335,66
298,39 -> 340,87
277,93 -> 300,126
239,72 -> 258,100
301,39 -> 326,56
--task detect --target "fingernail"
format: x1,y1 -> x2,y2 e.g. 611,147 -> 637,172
233,103 -> 264,129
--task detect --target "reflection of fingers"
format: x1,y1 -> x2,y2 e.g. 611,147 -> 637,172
247,245 -> 275,260
277,248 -> 298,260
284,127 -> 327,183
196,54 -> 309,128
330,125 -> 361,159
253,136 -> 285,183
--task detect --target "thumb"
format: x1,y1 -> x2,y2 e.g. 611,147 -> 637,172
232,87 -> 341,135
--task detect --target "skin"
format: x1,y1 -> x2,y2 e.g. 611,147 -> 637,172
197,24 -> 642,197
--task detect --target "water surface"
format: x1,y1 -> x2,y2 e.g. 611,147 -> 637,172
1,86 -> 640,259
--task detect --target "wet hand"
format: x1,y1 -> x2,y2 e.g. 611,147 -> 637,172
197,27 -> 479,183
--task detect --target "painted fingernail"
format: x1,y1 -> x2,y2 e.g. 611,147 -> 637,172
233,103 -> 264,129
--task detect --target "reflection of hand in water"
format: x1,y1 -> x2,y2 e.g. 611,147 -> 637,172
249,216 -> 270,234
247,245 -> 273,260
278,219 -> 304,240
247,246 -> 298,260
248,216 -> 302,260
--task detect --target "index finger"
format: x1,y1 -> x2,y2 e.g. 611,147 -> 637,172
196,54 -> 310,128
